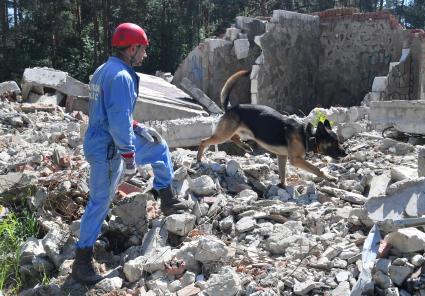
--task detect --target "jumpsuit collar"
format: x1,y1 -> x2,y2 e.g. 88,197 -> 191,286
108,56 -> 137,76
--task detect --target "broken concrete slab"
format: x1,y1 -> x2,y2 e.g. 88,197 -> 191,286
368,100 -> 425,134
66,72 -> 209,122
366,178 -> 425,221
180,77 -> 223,114
0,81 -> 20,95
21,67 -> 89,100
135,97 -> 207,122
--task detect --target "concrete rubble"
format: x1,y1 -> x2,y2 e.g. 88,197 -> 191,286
3,87 -> 425,296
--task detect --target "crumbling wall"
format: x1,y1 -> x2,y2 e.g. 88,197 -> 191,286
256,10 -> 320,114
385,48 -> 412,101
317,8 -> 403,107
410,30 -> 425,100
174,9 -> 422,115
172,18 -> 264,106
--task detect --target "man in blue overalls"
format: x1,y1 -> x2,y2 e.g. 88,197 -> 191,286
71,23 -> 190,285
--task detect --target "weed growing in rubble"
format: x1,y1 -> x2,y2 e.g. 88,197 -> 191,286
0,210 -> 39,293
312,110 -> 334,128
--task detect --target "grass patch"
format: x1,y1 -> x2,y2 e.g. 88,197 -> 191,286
0,209 -> 39,294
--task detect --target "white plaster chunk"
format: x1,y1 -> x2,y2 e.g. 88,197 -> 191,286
123,256 -> 146,283
165,213 -> 197,236
194,236 -> 229,264
188,175 -> 216,196
204,267 -> 242,296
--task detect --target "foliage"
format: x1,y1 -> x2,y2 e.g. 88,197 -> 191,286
312,110 -> 334,127
0,210 -> 39,293
0,0 -> 423,89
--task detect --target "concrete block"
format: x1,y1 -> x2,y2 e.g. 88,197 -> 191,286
368,100 -> 425,134
234,39 -> 250,60
0,81 -> 20,95
225,27 -> 241,41
371,76 -> 388,92
148,116 -> 219,148
21,67 -> 89,100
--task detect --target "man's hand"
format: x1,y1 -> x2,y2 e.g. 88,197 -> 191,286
133,122 -> 163,143
121,152 -> 137,181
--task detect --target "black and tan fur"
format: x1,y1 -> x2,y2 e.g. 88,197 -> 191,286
197,70 -> 347,187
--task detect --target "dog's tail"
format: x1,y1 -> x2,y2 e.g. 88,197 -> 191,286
220,70 -> 251,112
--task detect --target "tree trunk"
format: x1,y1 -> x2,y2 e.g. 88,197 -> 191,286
13,0 -> 17,26
93,0 -> 99,65
102,0 -> 110,60
0,0 -> 6,47
51,0 -> 58,67
75,0 -> 82,37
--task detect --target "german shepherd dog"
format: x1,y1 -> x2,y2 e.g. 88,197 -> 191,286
196,70 -> 347,187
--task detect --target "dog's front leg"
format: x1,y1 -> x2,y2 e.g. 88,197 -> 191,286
289,157 -> 337,182
277,155 -> 288,187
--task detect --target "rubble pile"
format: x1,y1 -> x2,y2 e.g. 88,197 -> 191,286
2,87 -> 425,296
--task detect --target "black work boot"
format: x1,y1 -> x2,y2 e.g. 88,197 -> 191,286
71,247 -> 103,285
158,185 -> 191,216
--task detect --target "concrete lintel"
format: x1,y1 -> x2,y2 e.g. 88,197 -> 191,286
180,77 -> 223,114
147,116 -> 220,148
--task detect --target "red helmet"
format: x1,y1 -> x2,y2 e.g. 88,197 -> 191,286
112,23 -> 149,48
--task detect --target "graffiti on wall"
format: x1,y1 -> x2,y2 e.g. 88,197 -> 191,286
187,54 -> 204,87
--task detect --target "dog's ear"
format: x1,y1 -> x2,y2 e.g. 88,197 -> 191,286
323,119 -> 332,130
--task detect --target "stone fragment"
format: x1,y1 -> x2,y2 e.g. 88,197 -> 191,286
385,228 -> 425,253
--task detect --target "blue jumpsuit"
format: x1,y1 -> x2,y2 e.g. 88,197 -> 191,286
76,57 -> 174,248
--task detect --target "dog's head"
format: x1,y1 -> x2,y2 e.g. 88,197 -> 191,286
312,119 -> 347,159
